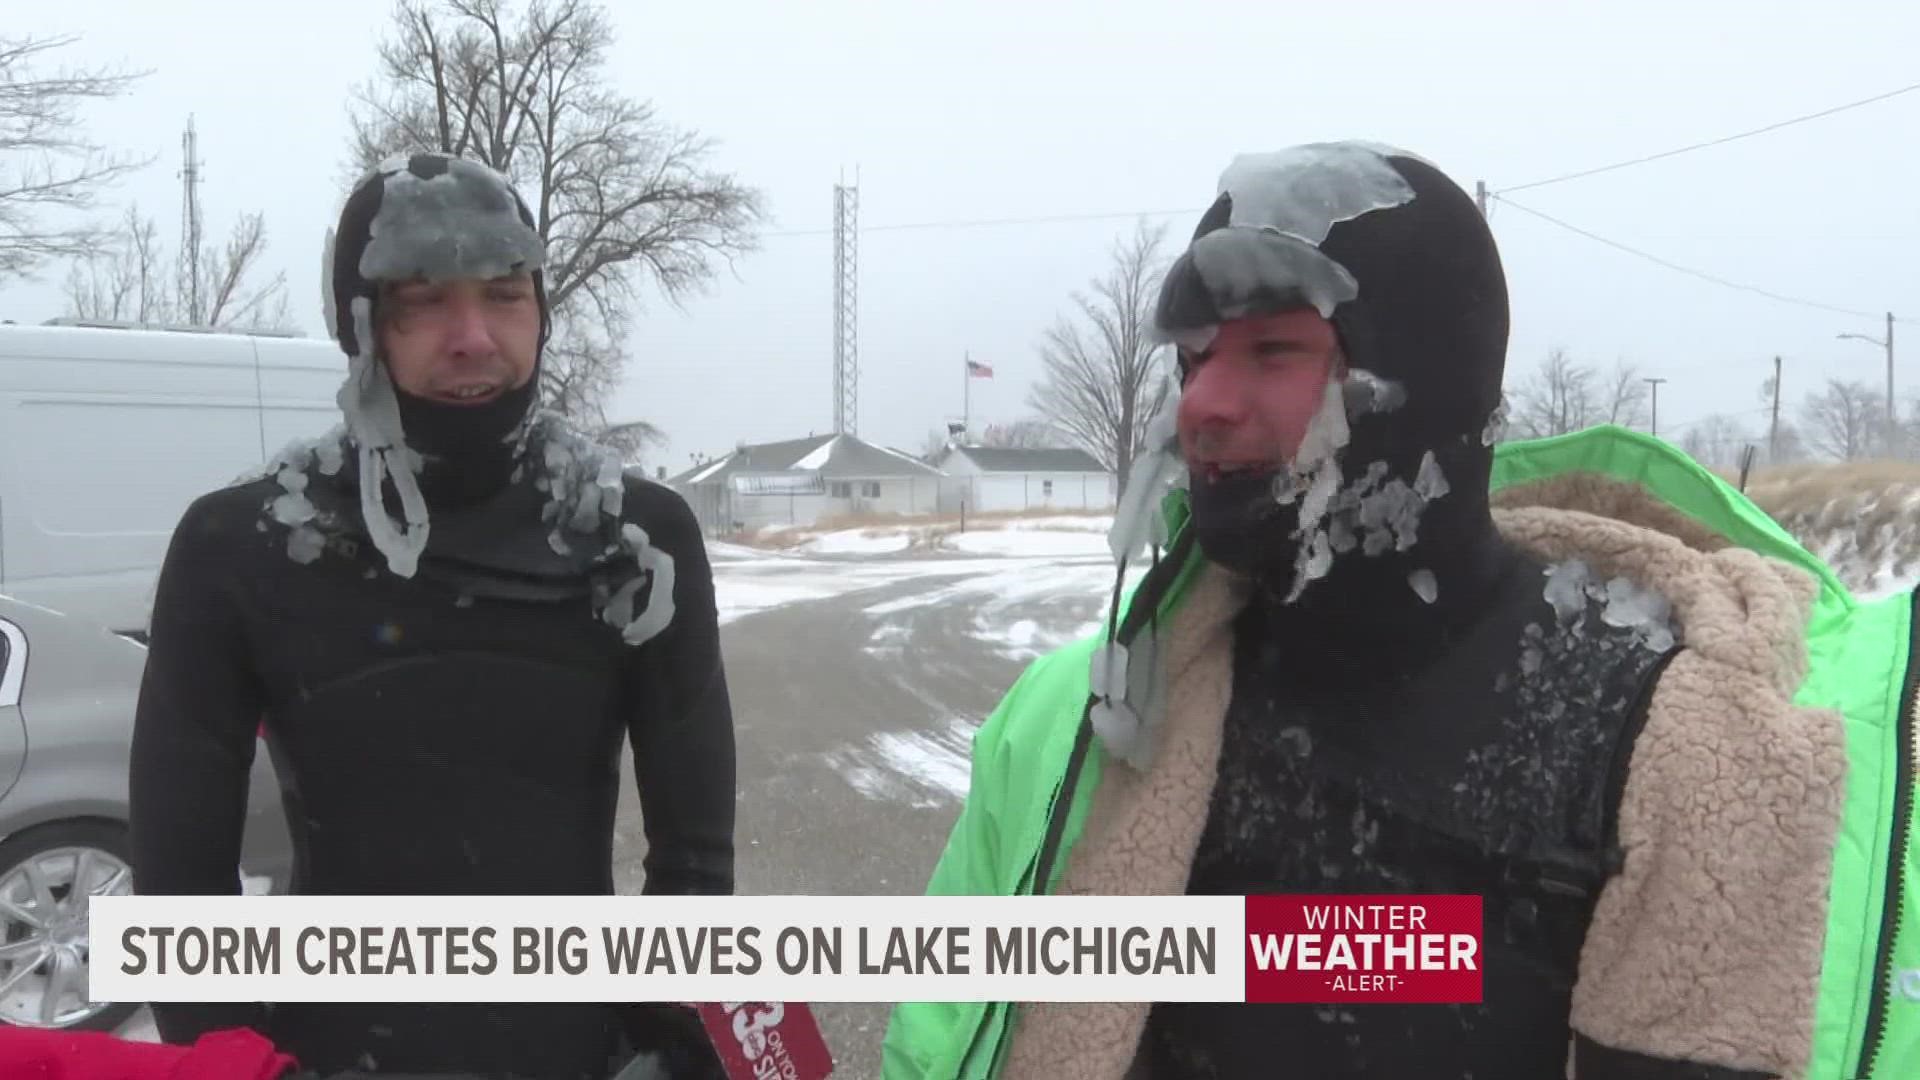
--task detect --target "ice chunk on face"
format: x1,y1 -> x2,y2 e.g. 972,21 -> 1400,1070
1482,397 -> 1511,446
1286,530 -> 1335,603
1342,369 -> 1407,416
1187,228 -> 1359,321
1408,568 -> 1438,604
1543,559 -> 1592,623
1413,450 -> 1450,501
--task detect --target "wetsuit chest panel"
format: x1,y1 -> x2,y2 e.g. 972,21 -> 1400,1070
231,514 -> 636,896
1147,555 -> 1674,1079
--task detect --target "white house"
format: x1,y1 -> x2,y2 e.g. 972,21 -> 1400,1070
935,446 -> 1117,513
669,433 -> 944,535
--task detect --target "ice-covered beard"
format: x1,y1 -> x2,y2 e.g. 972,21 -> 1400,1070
1186,378 -> 1351,596
1186,370 -> 1454,609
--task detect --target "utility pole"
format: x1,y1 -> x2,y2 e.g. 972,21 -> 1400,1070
1769,356 -> 1782,462
1889,311 -> 1897,457
1838,313 -> 1898,457
1644,377 -> 1667,438
1475,181 -> 1488,217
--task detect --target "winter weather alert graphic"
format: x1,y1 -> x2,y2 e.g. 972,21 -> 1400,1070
1244,894 -> 1483,1004
90,893 -> 1483,1005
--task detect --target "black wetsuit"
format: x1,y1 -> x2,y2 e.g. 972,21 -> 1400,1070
129,437 -> 734,1079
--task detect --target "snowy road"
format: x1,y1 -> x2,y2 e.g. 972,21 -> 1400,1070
613,538 -> 1137,1078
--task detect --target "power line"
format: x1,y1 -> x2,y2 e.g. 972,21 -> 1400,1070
1497,80 -> 1920,195
761,206 -> 1203,239
1491,193 -> 1915,324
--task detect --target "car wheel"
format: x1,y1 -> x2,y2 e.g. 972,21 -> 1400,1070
0,820 -> 139,1031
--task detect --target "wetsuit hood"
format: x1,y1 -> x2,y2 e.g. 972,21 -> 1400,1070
321,152 -> 553,573
1151,141 -> 1512,653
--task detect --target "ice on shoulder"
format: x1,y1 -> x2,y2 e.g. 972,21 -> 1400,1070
1541,558 -> 1678,653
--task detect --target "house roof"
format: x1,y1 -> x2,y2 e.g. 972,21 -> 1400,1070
952,446 -> 1109,473
669,433 -> 943,487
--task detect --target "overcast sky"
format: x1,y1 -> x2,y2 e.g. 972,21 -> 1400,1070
7,0 -> 1919,471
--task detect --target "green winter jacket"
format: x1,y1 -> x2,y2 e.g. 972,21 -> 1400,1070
880,425 -> 1920,1079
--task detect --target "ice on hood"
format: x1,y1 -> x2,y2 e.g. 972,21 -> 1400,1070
337,296 -> 431,578
1165,143 -> 1419,327
357,157 -> 545,284
1107,382 -> 1186,562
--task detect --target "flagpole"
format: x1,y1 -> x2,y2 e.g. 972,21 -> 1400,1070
963,352 -> 970,443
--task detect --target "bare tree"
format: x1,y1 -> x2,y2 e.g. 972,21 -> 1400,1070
346,0 -> 762,436
62,204 -> 290,329
1679,414 -> 1755,469
0,35 -> 147,281
1505,349 -> 1651,437
537,308 -> 664,457
1800,379 -> 1884,461
193,211 -> 290,328
1601,362 -> 1650,429
1507,348 -> 1597,438
594,419 -> 666,462
1028,219 -> 1174,491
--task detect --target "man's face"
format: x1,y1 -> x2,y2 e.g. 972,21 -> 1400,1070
377,273 -> 540,404
1176,309 -> 1342,479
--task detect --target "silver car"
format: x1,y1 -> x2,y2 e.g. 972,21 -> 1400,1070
0,595 -> 292,1031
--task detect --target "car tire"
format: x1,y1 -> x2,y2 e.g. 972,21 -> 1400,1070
0,820 -> 140,1032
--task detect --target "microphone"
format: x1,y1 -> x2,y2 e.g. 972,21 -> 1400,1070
690,1002 -> 834,1080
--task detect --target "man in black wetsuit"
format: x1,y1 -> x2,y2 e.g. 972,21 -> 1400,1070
130,153 -> 735,1079
888,143 -> 1848,1080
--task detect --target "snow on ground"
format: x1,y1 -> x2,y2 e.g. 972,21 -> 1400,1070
744,514 -> 1116,558
713,556 -> 1060,626
940,528 -> 1110,558
804,529 -> 914,555
824,716 -> 977,810
709,515 -> 1138,813
860,556 -> 1135,661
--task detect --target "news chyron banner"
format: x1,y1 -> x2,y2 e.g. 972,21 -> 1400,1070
91,894 -> 1482,1005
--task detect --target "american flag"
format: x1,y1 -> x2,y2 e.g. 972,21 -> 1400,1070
966,358 -> 994,378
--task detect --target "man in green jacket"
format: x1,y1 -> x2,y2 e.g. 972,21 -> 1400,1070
884,142 -> 1920,1078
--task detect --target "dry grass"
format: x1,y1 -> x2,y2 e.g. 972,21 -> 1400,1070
1713,459 -> 1920,592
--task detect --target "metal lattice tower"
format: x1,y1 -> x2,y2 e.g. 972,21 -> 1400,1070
832,180 -> 859,435
179,115 -> 204,324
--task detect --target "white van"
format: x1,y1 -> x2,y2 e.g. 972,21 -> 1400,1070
0,320 -> 346,636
